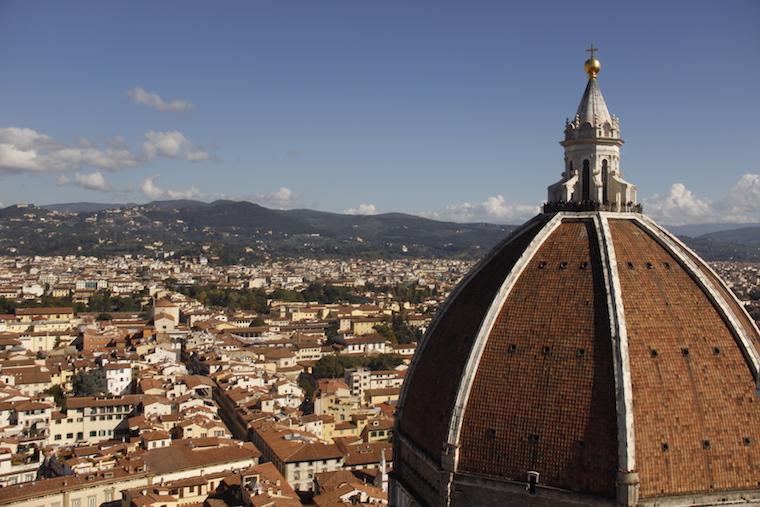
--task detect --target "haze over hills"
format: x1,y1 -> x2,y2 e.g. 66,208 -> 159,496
0,200 -> 757,262
2,200 -> 512,261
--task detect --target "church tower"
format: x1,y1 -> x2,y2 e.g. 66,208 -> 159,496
547,46 -> 637,210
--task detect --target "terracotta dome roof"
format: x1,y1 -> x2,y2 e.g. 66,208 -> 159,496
393,212 -> 760,506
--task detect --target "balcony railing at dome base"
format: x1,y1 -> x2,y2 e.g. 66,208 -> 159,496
542,200 -> 643,214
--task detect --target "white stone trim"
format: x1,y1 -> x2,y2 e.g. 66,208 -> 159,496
635,216 -> 760,381
644,217 -> 760,345
595,214 -> 636,474
443,213 -> 564,461
395,213 -> 549,419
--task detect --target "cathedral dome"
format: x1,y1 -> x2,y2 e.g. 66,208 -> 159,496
391,52 -> 760,507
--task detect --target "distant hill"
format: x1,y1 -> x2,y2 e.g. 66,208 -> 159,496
0,200 -> 513,261
667,223 -> 760,237
699,226 -> 760,247
3,201 -> 759,262
680,226 -> 760,262
41,202 -> 134,213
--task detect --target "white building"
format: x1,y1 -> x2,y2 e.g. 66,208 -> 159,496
103,362 -> 132,395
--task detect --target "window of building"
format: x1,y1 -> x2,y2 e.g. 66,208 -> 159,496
602,159 -> 609,204
582,159 -> 591,201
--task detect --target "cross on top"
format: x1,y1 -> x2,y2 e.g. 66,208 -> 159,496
586,44 -> 599,59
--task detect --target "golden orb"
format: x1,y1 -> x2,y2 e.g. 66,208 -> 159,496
584,57 -> 601,78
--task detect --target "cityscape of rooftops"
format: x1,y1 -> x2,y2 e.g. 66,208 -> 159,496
0,2 -> 758,507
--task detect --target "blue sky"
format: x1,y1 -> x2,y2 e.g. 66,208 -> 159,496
0,1 -> 758,224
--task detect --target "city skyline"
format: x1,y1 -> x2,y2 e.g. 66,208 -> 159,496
0,1 -> 758,225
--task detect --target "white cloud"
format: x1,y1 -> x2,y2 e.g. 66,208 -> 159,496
76,172 -> 109,191
345,203 -> 377,215
255,187 -> 299,209
142,130 -> 209,162
644,183 -> 713,225
0,127 -> 208,175
127,87 -> 194,112
644,174 -> 760,225
424,195 -> 539,223
57,171 -> 111,191
722,173 -> 760,223
140,174 -> 200,200
0,127 -> 142,173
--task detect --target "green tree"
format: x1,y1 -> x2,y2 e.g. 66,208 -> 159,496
249,316 -> 266,327
313,355 -> 345,379
44,385 -> 66,409
174,284 -> 269,313
325,321 -> 340,342
367,353 -> 404,371
270,289 -> 304,302
391,313 -> 423,344
301,283 -> 369,304
0,297 -> 16,313
72,370 -> 107,397
298,373 -> 317,414
373,323 -> 397,344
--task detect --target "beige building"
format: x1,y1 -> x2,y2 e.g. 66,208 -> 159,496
51,395 -> 141,445
250,421 -> 344,492
0,440 -> 261,507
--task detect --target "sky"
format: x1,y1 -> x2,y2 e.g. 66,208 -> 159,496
0,1 -> 758,225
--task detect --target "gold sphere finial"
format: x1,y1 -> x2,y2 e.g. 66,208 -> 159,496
584,44 -> 601,78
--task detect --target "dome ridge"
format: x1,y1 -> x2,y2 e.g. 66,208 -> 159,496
394,211 -> 760,506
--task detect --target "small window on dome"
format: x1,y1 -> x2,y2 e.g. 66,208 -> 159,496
661,442 -> 669,452
703,440 -> 711,450
682,348 -> 690,357
541,346 -> 551,356
713,347 -> 721,356
486,428 -> 497,439
528,434 -> 540,444
507,344 -> 518,354
580,261 -> 589,270
576,348 -> 586,357
627,262 -> 635,270
663,262 -> 672,270
650,349 -> 659,358
744,437 -> 752,446
646,262 -> 654,270
559,261 -> 568,270
538,261 -> 547,270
